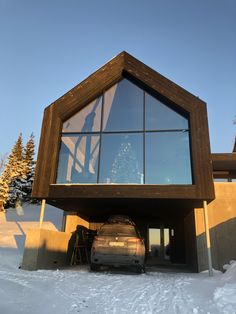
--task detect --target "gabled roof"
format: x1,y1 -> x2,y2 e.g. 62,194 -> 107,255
47,51 -> 205,123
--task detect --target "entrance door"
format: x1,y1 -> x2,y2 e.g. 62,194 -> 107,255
148,226 -> 171,265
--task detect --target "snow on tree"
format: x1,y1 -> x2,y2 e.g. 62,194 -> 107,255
0,153 -> 12,211
7,177 -> 27,208
0,174 -> 9,212
24,133 -> 35,176
0,153 -> 8,211
0,153 -> 7,175
110,139 -> 142,183
7,133 -> 27,180
5,133 -> 27,207
0,133 -> 36,209
22,133 -> 36,202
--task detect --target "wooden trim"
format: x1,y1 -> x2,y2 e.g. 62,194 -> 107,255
212,153 -> 236,171
49,184 -> 198,199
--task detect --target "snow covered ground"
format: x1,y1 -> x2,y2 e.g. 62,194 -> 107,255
0,205 -> 236,314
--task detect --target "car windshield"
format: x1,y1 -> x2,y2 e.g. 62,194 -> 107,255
98,224 -> 137,236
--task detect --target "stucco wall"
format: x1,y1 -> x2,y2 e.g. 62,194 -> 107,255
195,183 -> 236,271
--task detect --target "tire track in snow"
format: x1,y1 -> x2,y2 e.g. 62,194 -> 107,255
0,266 -> 224,314
0,270 -> 32,288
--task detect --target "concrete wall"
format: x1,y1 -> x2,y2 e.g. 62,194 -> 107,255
21,228 -> 71,270
195,183 -> 236,271
64,212 -> 105,233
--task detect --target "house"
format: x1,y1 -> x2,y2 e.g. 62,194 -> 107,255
23,52 -> 236,272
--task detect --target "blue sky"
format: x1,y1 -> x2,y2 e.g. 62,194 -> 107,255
0,0 -> 235,156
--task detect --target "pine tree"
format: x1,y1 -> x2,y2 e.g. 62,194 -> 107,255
7,176 -> 27,208
23,133 -> 35,202
24,133 -> 35,176
5,133 -> 26,207
0,153 -> 8,210
0,174 -> 9,212
0,133 -> 36,209
7,133 -> 26,180
0,153 -> 7,175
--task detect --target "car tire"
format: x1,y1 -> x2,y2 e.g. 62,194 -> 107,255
90,263 -> 100,271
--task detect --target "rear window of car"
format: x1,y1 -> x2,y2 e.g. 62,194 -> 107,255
98,224 -> 137,236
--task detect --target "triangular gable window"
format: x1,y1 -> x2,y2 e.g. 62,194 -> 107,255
57,79 -> 192,185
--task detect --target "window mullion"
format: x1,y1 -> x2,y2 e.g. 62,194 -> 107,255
143,91 -> 146,184
97,93 -> 104,183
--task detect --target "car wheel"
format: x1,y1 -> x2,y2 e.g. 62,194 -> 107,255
90,263 -> 100,271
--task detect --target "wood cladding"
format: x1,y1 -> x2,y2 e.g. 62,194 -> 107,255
32,51 -> 215,202
212,153 -> 236,171
212,153 -> 236,181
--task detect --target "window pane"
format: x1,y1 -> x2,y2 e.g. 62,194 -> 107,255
56,135 -> 100,183
62,97 -> 102,133
145,132 -> 192,184
99,133 -> 143,183
146,94 -> 188,130
103,79 -> 143,131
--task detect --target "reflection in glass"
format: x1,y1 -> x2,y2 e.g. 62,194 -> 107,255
146,94 -> 188,130
103,79 -> 143,131
56,135 -> 100,183
62,97 -> 102,133
148,228 -> 170,261
149,228 -> 161,255
164,228 -> 170,261
99,133 -> 143,183
145,131 -> 192,184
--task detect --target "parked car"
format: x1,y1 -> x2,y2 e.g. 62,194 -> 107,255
90,216 -> 145,272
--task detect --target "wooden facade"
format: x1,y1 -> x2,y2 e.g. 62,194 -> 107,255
32,52 -> 215,214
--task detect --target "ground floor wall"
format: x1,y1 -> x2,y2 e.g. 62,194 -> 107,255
23,182 -> 235,271
195,183 -> 236,271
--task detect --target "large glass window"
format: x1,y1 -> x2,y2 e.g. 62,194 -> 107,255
57,78 -> 192,185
